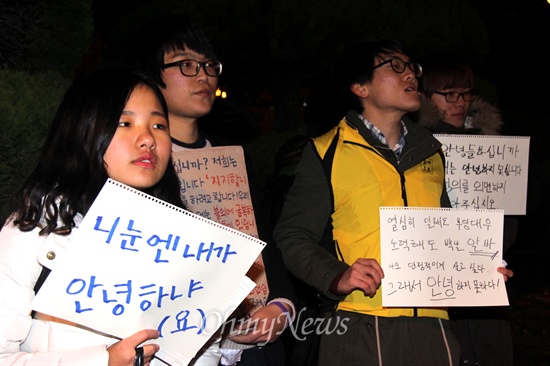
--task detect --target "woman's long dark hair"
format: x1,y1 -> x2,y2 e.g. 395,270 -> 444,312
10,68 -> 184,236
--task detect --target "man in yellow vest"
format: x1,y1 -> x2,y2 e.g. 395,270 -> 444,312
273,39 -> 513,366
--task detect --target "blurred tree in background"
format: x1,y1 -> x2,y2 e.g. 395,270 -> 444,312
93,0 -> 489,184
0,0 -> 92,77
97,0 -> 489,134
0,0 -> 499,223
0,2 -> 548,361
0,0 -> 92,224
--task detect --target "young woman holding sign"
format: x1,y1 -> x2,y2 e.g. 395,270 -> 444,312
0,67 -> 182,365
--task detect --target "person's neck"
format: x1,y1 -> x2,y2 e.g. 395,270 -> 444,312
362,109 -> 404,149
443,119 -> 464,128
169,115 -> 200,144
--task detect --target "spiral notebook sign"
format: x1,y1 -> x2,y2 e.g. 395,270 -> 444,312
31,179 -> 265,365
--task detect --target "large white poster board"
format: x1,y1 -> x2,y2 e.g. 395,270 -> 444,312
435,134 -> 530,215
380,207 -> 508,307
32,179 -> 265,365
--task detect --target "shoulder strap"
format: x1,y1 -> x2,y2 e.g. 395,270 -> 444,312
320,128 -> 339,178
317,128 -> 341,313
34,266 -> 51,294
31,266 -> 51,318
318,127 -> 339,254
437,148 -> 451,207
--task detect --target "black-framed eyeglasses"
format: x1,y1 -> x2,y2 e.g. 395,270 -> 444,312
372,57 -> 422,77
161,59 -> 223,77
433,90 -> 477,103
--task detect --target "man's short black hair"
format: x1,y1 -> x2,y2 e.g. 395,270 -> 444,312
332,39 -> 406,113
126,15 -> 217,88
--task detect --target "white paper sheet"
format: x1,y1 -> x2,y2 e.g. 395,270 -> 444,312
380,207 -> 509,307
32,179 -> 265,365
435,134 -> 530,215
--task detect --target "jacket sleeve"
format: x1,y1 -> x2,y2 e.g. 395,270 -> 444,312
0,223 -> 110,365
242,147 -> 297,306
273,143 -> 348,300
262,239 -> 297,305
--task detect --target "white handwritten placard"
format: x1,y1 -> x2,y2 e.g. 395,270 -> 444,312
380,207 -> 508,307
32,179 -> 265,365
172,147 -> 268,313
435,134 -> 530,215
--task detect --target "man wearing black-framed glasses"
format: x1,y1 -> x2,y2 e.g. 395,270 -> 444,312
126,14 -> 297,366
275,38 -> 458,366
274,39 -> 513,366
371,57 -> 423,78
161,59 -> 223,78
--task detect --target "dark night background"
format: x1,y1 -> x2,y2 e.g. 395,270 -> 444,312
1,0 -> 549,364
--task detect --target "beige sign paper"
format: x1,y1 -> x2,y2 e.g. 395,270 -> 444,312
173,146 -> 268,313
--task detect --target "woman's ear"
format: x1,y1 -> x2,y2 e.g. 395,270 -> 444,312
351,83 -> 369,98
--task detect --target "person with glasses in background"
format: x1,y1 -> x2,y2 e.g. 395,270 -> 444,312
125,15 -> 296,366
415,51 -> 503,136
273,39 -> 513,365
415,51 -> 517,366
